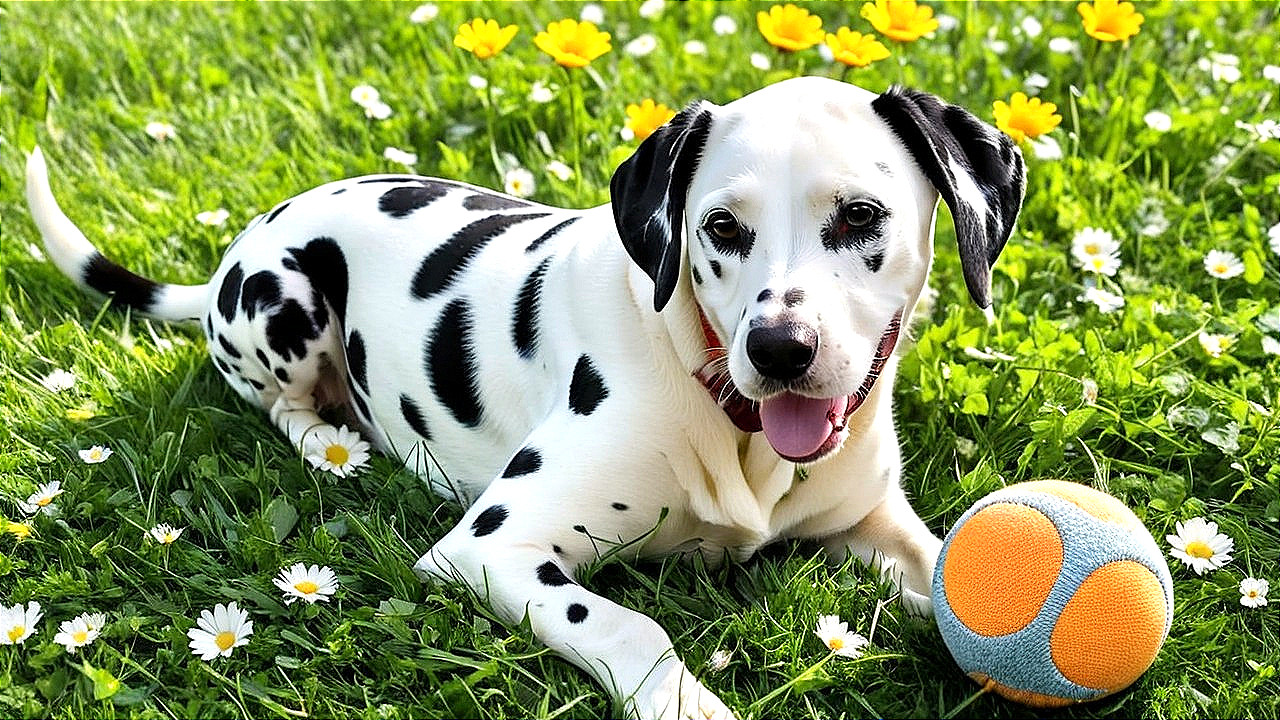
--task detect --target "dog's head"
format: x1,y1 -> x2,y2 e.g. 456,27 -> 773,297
611,77 -> 1025,463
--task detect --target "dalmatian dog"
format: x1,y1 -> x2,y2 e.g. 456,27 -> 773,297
26,77 -> 1024,718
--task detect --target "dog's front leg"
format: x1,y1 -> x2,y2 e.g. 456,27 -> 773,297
821,478 -> 942,615
413,481 -> 733,720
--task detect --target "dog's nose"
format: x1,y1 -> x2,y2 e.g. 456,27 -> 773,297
746,321 -> 818,381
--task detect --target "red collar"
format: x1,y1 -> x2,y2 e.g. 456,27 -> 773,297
693,305 -> 763,433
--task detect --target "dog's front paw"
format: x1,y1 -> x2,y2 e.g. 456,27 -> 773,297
631,662 -> 735,720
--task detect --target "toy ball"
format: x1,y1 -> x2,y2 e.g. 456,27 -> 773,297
932,480 -> 1173,708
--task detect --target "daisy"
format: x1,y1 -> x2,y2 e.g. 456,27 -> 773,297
1265,65 -> 1280,83
349,84 -> 380,109
1269,222 -> 1280,255
40,368 -> 76,392
53,616 -> 99,654
0,601 -> 42,645
1203,250 -> 1244,279
1199,332 -> 1234,359
20,480 -> 64,515
713,15 -> 738,36
1143,111 -> 1172,132
1167,517 -> 1234,575
683,40 -> 708,56
1239,578 -> 1269,608
579,3 -> 604,24
707,648 -> 732,671
529,81 -> 555,104
304,425 -> 371,478
365,102 -> 393,121
750,52 -> 772,71
1029,134 -> 1062,161
195,208 -> 229,226
79,445 -> 113,464
1081,378 -> 1099,405
503,167 -> 536,199
147,523 -> 184,545
1019,16 -> 1043,38
1023,73 -> 1050,91
409,3 -> 438,24
638,0 -> 665,19
273,563 -> 340,605
1263,336 -> 1280,356
383,146 -> 418,168
1199,53 -> 1241,84
467,74 -> 488,90
1071,227 -> 1121,275
624,34 -> 657,57
1081,286 -> 1125,313
545,161 -> 573,182
145,121 -> 176,142
814,614 -> 868,658
80,612 -> 108,632
1048,36 -> 1078,54
187,602 -> 253,660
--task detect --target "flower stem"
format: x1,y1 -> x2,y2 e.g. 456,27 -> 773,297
565,67 -> 583,197
484,65 -> 502,178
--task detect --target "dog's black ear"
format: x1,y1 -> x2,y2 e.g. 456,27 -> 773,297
610,102 -> 715,312
872,86 -> 1026,310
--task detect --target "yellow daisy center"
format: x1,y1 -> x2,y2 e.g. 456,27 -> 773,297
8,625 -> 25,642
325,444 -> 350,466
215,630 -> 237,651
1084,243 -> 1100,254
1185,540 -> 1214,559
294,580 -> 319,595
36,497 -> 52,507
1212,263 -> 1229,275
1247,589 -> 1259,598
73,630 -> 89,643
827,636 -> 844,651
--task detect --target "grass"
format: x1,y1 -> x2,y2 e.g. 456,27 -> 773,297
1,1 -> 1278,718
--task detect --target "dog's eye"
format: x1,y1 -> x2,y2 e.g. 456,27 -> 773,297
703,210 -> 741,242
844,202 -> 881,229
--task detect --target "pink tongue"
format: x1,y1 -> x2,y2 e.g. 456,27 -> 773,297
759,393 -> 845,459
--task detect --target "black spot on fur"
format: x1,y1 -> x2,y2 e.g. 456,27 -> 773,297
82,252 -> 160,312
400,394 -> 432,440
217,334 -> 242,359
691,266 -> 703,285
247,378 -> 265,390
275,367 -> 290,383
215,358 -> 232,375
286,237 -> 350,324
346,330 -> 368,394
281,257 -> 300,272
502,447 -> 542,478
412,213 -> 551,299
265,300 -> 315,363
463,193 -> 530,211
217,262 -> 244,322
331,187 -> 347,195
471,504 -> 507,537
255,349 -> 270,367
427,299 -> 483,427
708,259 -> 722,279
783,288 -> 806,307
351,391 -> 371,421
512,257 -> 552,360
536,561 -> 573,587
757,289 -> 773,303
358,176 -> 429,185
611,502 -> 628,511
566,603 -> 588,623
865,252 -> 885,273
265,202 -> 290,224
573,524 -> 586,534
240,271 -> 282,321
553,545 -> 563,555
378,182 -> 452,218
568,355 -> 608,416
205,315 -> 213,337
524,216 -> 580,254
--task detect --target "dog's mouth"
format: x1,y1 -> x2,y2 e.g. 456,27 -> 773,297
698,310 -> 903,464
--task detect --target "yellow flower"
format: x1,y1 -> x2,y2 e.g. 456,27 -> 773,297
534,19 -> 611,68
2,519 -> 33,540
992,92 -> 1062,143
1077,0 -> 1144,42
756,4 -> 825,52
625,99 -> 677,142
860,0 -> 939,43
65,407 -> 96,421
825,28 -> 890,67
453,18 -> 519,60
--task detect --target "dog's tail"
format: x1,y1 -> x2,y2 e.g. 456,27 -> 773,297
25,146 -> 209,322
